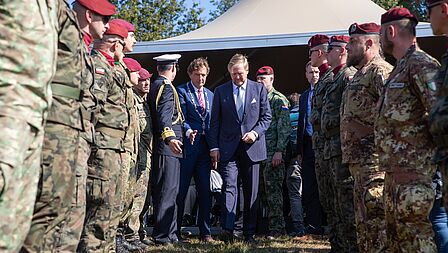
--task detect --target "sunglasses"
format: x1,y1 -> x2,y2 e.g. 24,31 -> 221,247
308,49 -> 319,57
95,13 -> 111,24
328,45 -> 342,51
427,2 -> 442,16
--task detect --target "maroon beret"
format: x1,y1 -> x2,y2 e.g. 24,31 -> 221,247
349,22 -> 381,36
104,23 -> 128,39
76,0 -> 116,16
109,19 -> 135,32
139,68 -> 152,80
381,7 -> 418,25
308,34 -> 330,49
123,58 -> 142,72
256,66 -> 274,76
427,0 -> 444,7
330,35 -> 350,46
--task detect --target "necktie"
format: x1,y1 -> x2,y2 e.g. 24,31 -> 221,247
198,89 -> 205,114
236,86 -> 244,121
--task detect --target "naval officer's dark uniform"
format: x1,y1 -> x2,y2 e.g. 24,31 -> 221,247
148,74 -> 184,244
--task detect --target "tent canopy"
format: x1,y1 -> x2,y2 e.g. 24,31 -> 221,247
132,0 -> 434,54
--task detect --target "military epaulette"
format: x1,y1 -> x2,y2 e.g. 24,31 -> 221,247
161,127 -> 176,141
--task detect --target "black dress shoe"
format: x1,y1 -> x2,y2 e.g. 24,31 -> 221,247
218,230 -> 235,243
243,235 -> 258,245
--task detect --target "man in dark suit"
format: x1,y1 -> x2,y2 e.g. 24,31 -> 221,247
209,54 -> 272,244
289,62 -> 321,238
176,57 -> 214,243
148,54 -> 184,245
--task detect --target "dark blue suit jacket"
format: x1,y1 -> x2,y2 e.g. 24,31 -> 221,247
209,80 -> 272,162
296,87 -> 312,156
177,82 -> 214,155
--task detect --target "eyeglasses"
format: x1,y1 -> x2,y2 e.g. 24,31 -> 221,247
427,2 -> 442,16
328,45 -> 342,52
308,49 -> 319,57
114,40 -> 125,48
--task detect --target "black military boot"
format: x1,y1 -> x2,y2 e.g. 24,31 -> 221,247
116,235 -> 141,253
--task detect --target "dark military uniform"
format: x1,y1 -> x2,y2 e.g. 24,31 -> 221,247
321,64 -> 357,253
378,45 -> 438,252
148,75 -> 184,244
260,88 -> 290,232
79,50 -> 128,252
0,0 -> 57,251
341,55 -> 392,252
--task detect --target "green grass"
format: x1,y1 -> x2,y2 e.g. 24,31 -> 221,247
144,235 -> 330,253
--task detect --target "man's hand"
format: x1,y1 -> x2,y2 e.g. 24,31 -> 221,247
168,139 -> 183,154
242,132 -> 257,144
189,130 -> 198,145
294,154 -> 302,165
210,150 -> 220,170
272,152 -> 283,167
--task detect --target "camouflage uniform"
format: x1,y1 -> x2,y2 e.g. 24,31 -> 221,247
22,1 -> 87,251
321,65 -> 357,253
309,65 -> 340,250
260,88 -> 290,232
430,50 -> 448,211
78,50 -> 128,252
115,61 -> 141,237
377,45 -> 438,252
0,1 -> 57,252
129,91 -> 153,238
341,55 -> 392,252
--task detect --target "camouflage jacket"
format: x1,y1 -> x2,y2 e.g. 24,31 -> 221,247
91,50 -> 128,150
321,65 -> 356,160
134,91 -> 152,171
46,0 -> 83,130
115,61 -> 140,157
265,88 -> 291,155
340,55 -> 392,164
310,65 -> 334,150
377,45 -> 439,175
430,50 -> 448,162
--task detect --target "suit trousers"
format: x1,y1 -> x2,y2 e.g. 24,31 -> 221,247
151,154 -> 180,243
177,137 -> 212,236
220,143 -> 260,237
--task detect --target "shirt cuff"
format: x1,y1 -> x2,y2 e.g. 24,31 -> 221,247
186,129 -> 193,138
250,130 -> 259,139
210,148 -> 219,152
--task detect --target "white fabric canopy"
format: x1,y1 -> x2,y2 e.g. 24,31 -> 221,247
132,0 -> 434,54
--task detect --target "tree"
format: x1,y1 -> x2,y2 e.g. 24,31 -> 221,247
111,0 -> 205,41
208,0 -> 239,22
372,0 -> 428,21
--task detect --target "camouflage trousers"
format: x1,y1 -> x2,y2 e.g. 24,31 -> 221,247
348,162 -> 386,253
315,149 -> 342,252
0,117 -> 43,253
128,167 -> 151,238
78,148 -> 123,253
22,123 -> 80,252
118,152 -> 138,234
384,170 -> 437,252
329,156 -> 357,253
260,155 -> 285,231
58,136 -> 90,251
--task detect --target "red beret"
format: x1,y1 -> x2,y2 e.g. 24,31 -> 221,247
308,34 -> 330,49
139,68 -> 152,80
104,23 -> 128,39
256,66 -> 274,76
76,0 -> 116,16
330,35 -> 350,46
109,19 -> 135,32
427,0 -> 444,7
381,7 -> 418,25
123,58 -> 142,72
349,22 -> 381,36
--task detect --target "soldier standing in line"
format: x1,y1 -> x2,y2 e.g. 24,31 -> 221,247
255,66 -> 291,239
148,54 -> 184,246
378,8 -> 439,251
22,0 -> 113,252
58,0 -> 112,250
341,22 -> 393,252
0,0 -> 57,251
321,35 -> 358,253
78,23 -> 129,252
306,34 -> 334,245
130,68 -> 154,246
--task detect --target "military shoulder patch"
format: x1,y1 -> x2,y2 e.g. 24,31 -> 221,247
389,82 -> 405,89
427,81 -> 437,91
281,104 -> 289,110
95,68 -> 105,75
